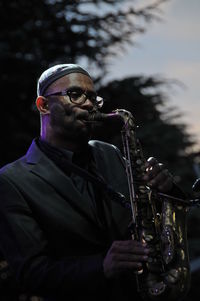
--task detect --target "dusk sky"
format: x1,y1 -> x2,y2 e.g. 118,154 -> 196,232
104,0 -> 200,151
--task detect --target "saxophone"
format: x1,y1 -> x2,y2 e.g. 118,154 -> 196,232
89,109 -> 190,301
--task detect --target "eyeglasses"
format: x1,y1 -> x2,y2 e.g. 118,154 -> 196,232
44,88 -> 104,108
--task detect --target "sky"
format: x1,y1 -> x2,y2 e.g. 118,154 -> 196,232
104,0 -> 200,151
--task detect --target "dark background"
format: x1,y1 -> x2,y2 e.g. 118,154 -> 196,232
0,0 -> 200,299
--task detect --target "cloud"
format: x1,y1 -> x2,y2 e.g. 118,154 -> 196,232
164,60 -> 200,146
164,60 -> 200,101
106,0 -> 200,148
149,0 -> 200,42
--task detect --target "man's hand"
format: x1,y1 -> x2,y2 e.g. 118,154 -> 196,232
143,157 -> 173,192
103,240 -> 149,279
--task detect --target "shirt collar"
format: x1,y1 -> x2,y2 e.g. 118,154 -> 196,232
37,137 -> 92,166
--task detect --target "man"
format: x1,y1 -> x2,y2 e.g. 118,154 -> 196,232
0,64 -> 182,300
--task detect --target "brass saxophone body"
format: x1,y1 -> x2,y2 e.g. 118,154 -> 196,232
89,109 -> 190,300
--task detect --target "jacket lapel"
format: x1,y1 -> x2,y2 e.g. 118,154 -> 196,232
89,141 -> 132,239
25,140 -> 101,228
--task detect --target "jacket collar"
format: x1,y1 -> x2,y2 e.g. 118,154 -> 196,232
25,139 -> 101,228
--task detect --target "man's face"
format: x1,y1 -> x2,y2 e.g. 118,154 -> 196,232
46,73 -> 96,143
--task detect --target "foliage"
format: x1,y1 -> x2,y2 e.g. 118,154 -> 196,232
96,76 -> 197,193
0,0 -> 167,166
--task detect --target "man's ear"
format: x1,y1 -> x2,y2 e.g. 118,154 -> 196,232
36,96 -> 50,114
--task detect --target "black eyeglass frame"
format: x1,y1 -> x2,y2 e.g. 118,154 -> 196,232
43,88 -> 104,108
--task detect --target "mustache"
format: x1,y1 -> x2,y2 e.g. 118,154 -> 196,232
49,102 -> 96,126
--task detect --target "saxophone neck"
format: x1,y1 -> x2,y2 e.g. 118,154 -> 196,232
87,109 -> 135,125
87,111 -> 119,122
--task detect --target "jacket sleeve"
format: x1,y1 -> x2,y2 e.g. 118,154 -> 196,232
0,174 -> 107,298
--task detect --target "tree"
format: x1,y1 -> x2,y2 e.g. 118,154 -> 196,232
0,0 -> 167,165
95,76 -> 197,193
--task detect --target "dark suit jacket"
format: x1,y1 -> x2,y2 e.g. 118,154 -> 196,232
0,139 -> 135,300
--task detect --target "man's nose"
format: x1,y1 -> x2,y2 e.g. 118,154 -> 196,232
81,97 -> 94,110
